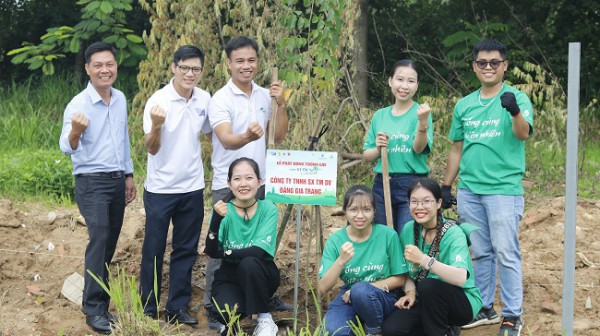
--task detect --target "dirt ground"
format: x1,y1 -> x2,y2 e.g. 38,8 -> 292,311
1,196 -> 599,336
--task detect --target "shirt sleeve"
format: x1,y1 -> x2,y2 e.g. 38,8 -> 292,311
439,228 -> 470,271
143,95 -> 158,135
319,234 -> 340,278
208,92 -> 232,129
59,100 -> 83,155
516,91 -> 534,134
387,230 -> 409,275
124,115 -> 134,175
448,103 -> 464,141
363,110 -> 379,151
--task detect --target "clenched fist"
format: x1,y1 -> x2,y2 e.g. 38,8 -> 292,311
338,241 -> 355,265
71,113 -> 89,135
416,102 -> 430,130
213,200 -> 228,217
150,105 -> 166,128
404,244 -> 425,264
245,121 -> 264,142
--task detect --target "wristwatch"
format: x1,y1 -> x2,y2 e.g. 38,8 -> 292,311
125,173 -> 134,178
426,257 -> 436,270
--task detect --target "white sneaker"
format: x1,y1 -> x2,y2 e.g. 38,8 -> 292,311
253,318 -> 278,336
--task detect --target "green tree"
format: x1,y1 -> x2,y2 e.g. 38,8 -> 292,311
7,0 -> 147,81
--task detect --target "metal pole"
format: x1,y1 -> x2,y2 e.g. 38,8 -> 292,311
293,204 -> 302,333
562,42 -> 580,336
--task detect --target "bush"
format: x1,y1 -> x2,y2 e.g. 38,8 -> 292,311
0,149 -> 74,201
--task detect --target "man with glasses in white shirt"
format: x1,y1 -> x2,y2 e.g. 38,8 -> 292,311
139,45 -> 211,325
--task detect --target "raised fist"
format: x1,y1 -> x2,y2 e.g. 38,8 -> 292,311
245,121 -> 264,141
71,113 -> 89,135
150,105 -> 166,127
416,102 -> 431,124
500,92 -> 519,116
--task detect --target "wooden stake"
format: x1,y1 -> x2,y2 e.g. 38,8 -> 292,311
268,67 -> 278,147
380,146 -> 393,227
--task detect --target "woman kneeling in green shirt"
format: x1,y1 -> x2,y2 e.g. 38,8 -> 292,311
205,158 -> 280,336
319,185 -> 409,335
382,178 -> 482,336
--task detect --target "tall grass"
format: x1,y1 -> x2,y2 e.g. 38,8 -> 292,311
0,76 -> 147,202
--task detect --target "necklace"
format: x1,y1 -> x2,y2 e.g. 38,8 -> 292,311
231,199 -> 257,223
478,83 -> 504,107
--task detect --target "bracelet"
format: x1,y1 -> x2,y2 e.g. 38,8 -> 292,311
125,173 -> 134,178
426,257 -> 436,270
418,128 -> 428,132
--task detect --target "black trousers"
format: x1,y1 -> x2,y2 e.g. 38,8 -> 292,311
75,175 -> 125,316
382,278 -> 473,336
140,188 -> 204,314
209,257 -> 280,324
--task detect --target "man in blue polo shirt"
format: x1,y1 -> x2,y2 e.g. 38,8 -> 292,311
59,42 -> 137,335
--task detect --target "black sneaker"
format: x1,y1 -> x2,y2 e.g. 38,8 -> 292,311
498,316 -> 523,336
267,295 -> 293,311
462,306 -> 501,329
208,314 -> 224,331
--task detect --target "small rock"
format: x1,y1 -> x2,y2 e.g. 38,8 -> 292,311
585,296 -> 592,310
75,215 -> 86,226
589,241 -> 600,251
33,274 -> 41,282
26,285 -> 42,295
47,211 -> 57,225
540,302 -> 560,315
47,242 -> 55,251
57,244 -> 65,257
60,272 -> 84,306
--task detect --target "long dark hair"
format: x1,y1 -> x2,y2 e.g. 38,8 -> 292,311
388,59 -> 419,81
407,178 -> 443,247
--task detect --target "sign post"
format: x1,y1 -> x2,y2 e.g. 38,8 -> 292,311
266,150 -> 338,332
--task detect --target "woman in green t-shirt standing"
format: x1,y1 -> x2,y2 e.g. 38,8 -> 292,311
319,185 -> 408,336
381,178 -> 482,336
363,60 -> 433,235
205,158 -> 280,336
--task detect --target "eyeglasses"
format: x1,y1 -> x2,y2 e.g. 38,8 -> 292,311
475,59 -> 505,69
409,199 -> 437,208
346,207 -> 374,216
177,64 -> 203,75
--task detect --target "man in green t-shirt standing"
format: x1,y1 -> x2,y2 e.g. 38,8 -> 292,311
442,39 -> 533,336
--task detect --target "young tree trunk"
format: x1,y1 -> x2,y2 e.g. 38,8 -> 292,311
353,0 -> 369,107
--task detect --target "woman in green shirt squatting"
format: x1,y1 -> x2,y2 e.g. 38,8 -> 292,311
205,158 -> 280,336
319,185 -> 409,335
363,60 -> 433,235
381,178 -> 482,336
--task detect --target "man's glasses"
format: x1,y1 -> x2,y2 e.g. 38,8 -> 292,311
409,199 -> 437,208
177,64 -> 202,75
475,59 -> 505,69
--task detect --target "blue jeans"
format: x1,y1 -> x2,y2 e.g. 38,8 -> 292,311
457,188 -> 524,318
323,282 -> 398,335
373,173 -> 425,235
